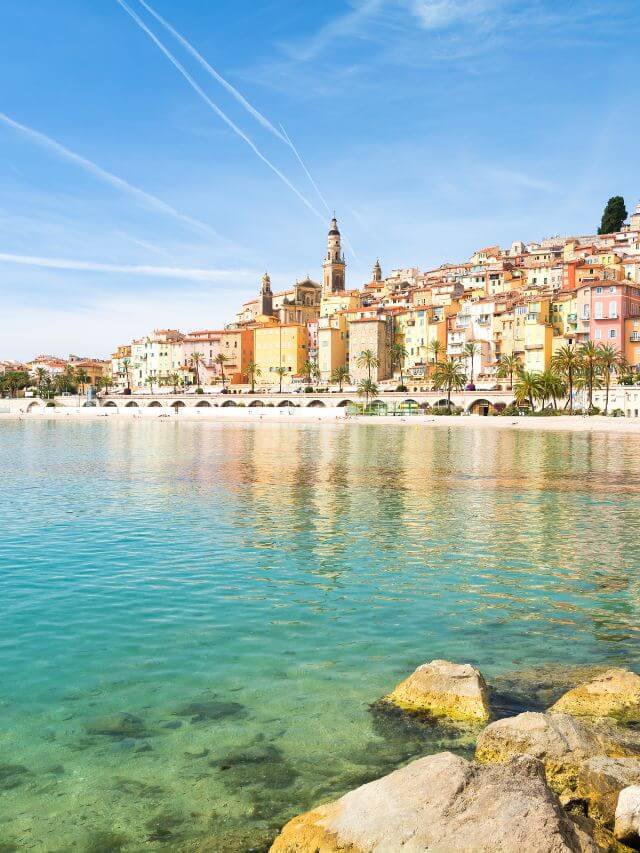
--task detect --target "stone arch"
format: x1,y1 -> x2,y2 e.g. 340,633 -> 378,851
467,398 -> 494,416
125,401 -> 139,408
148,400 -> 163,407
82,401 -> 96,407
221,400 -> 237,407
433,398 -> 451,409
249,400 -> 264,407
307,399 -> 326,408
195,400 -> 211,407
278,400 -> 294,407
103,400 -> 117,407
337,399 -> 355,407
402,399 -> 419,407
370,399 -> 388,412
26,401 -> 42,412
171,400 -> 186,412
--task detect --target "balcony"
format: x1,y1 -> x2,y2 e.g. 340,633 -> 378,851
524,344 -> 543,351
631,333 -> 640,343
567,313 -> 577,323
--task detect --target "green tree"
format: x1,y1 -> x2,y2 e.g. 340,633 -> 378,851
427,339 -> 443,364
391,342 -> 408,387
301,360 -> 315,386
75,368 -> 90,394
551,345 -> 581,414
578,341 -> 602,412
167,372 -> 182,393
0,370 -> 31,398
496,354 -> 521,390
462,341 -> 480,384
356,349 -> 379,381
514,370 -> 543,412
432,357 -> 466,410
191,352 -> 205,389
274,365 -> 287,393
330,365 -> 350,392
34,367 -> 48,396
357,378 -> 378,410
538,369 -> 566,410
213,352 -> 228,388
121,358 -> 131,392
597,344 -> 626,415
246,360 -> 260,393
145,374 -> 157,394
598,196 -> 628,235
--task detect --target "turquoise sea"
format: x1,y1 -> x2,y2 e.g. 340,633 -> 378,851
1,419 -> 639,851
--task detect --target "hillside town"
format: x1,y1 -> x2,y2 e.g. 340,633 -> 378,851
3,198 -> 640,405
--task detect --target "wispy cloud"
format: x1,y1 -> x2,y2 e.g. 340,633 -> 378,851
0,112 -> 224,241
0,252 -> 257,282
408,0 -> 498,30
115,0 -> 324,221
284,0 -> 386,62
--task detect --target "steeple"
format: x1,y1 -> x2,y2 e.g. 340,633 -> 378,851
372,258 -> 382,283
322,216 -> 346,297
259,271 -> 273,316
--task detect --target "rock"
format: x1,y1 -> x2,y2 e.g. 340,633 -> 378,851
385,659 -> 490,723
551,669 -> 640,722
270,751 -> 598,852
615,785 -> 640,848
476,712 -> 640,795
574,757 -> 640,827
85,712 -> 146,737
489,664 -> 610,717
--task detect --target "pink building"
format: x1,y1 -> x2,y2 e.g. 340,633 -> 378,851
182,330 -> 224,384
576,281 -> 640,350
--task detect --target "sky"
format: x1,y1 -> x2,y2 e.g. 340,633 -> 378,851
1,0 -> 639,360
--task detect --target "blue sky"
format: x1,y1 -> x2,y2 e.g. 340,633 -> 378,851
1,0 -> 639,359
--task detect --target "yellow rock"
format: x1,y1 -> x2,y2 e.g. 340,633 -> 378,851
550,669 -> 640,720
385,659 -> 490,722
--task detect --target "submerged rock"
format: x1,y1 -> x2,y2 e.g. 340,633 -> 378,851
615,785 -> 640,847
551,669 -> 640,722
173,698 -> 246,723
82,829 -> 130,852
489,664 -> 610,716
270,751 -> 598,852
213,744 -> 298,791
85,711 -> 146,737
384,659 -> 490,723
0,763 -> 31,791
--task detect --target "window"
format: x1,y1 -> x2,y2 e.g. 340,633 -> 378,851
594,301 -> 602,319
609,301 -> 617,318
595,328 -> 602,340
610,286 -> 616,293
609,329 -> 617,339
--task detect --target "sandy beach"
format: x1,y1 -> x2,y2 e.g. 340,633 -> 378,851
2,404 -> 640,433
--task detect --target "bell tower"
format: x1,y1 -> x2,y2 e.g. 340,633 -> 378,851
259,272 -> 273,317
322,216 -> 346,297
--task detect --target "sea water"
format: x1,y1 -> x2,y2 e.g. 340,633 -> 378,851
1,419 -> 639,851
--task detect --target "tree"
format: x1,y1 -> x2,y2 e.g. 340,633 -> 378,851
597,344 -> 626,415
432,357 -> 466,410
121,358 -> 131,392
311,360 -> 321,390
274,365 -> 287,393
356,349 -> 379,381
34,367 -> 48,396
538,369 -> 566,410
75,368 -> 90,395
191,352 -> 205,389
391,342 -> 408,387
551,345 -> 581,414
514,371 -> 543,412
212,352 -> 228,389
496,354 -> 521,390
0,370 -> 31,398
427,339 -> 443,364
357,378 -> 378,410
145,374 -> 157,394
98,373 -> 112,395
301,360 -> 315,386
246,360 -> 260,393
330,365 -> 350,392
462,341 -> 480,384
598,196 -> 628,235
578,341 -> 602,412
167,372 -> 182,393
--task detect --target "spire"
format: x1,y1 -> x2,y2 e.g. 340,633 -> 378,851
328,216 -> 340,236
322,214 -> 346,296
261,272 -> 271,294
373,258 -> 382,282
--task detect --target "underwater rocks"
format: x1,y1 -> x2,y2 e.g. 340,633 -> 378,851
173,698 -> 246,723
84,711 -> 146,737
384,659 -> 491,723
550,669 -> 640,723
270,751 -> 598,852
213,743 -> 298,792
0,763 -> 31,791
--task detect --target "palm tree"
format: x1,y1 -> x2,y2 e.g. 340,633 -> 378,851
551,345 -> 581,414
191,352 -> 205,389
311,361 -> 321,390
75,368 -> 90,395
514,370 -> 543,412
427,339 -> 443,364
462,341 -> 480,384
538,369 -> 566,410
391,342 -> 408,387
167,372 -> 181,393
597,344 -> 626,415
496,354 -> 521,390
246,360 -> 261,393
98,373 -> 112,395
301,360 -> 315,387
145,374 -> 157,394
357,349 -> 380,381
274,365 -> 287,393
34,367 -> 48,396
578,342 -> 602,413
331,365 -> 350,391
121,358 -> 131,392
432,357 -> 466,410
357,378 -> 378,410
213,352 -> 229,389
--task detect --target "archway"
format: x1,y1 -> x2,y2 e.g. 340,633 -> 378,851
249,400 -> 264,407
148,400 -> 162,407
278,400 -> 294,407
82,401 -> 96,407
433,398 -> 451,410
26,401 -> 42,412
337,399 -> 354,408
103,400 -> 117,407
195,400 -> 211,407
171,400 -> 186,412
125,401 -> 139,408
221,400 -> 237,407
467,399 -> 493,416
307,400 -> 326,408
370,399 -> 388,414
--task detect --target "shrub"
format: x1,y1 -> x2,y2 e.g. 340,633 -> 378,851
46,401 -> 55,408
195,387 -> 204,394
500,403 -> 519,416
304,386 -> 314,393
396,384 -> 408,392
611,408 -> 625,418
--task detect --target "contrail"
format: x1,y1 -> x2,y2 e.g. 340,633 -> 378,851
0,251 -> 256,281
0,112 -> 223,241
116,0 -> 323,221
137,0 -> 288,145
279,123 -> 331,215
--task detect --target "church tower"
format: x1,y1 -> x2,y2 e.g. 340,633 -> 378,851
259,272 -> 273,317
372,259 -> 382,282
322,216 -> 346,297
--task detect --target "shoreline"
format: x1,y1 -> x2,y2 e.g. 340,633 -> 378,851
2,406 -> 640,433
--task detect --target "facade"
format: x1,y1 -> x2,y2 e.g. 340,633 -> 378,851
253,324 -> 309,386
322,217 -> 346,297
348,317 -> 393,382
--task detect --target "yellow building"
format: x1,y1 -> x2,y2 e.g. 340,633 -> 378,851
320,291 -> 360,318
253,324 -> 309,386
522,296 -> 554,372
317,313 -> 349,381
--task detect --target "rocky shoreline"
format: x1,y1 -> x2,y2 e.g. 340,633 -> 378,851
269,662 -> 640,852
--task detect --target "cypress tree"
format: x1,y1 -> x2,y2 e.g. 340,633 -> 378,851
598,196 -> 628,234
